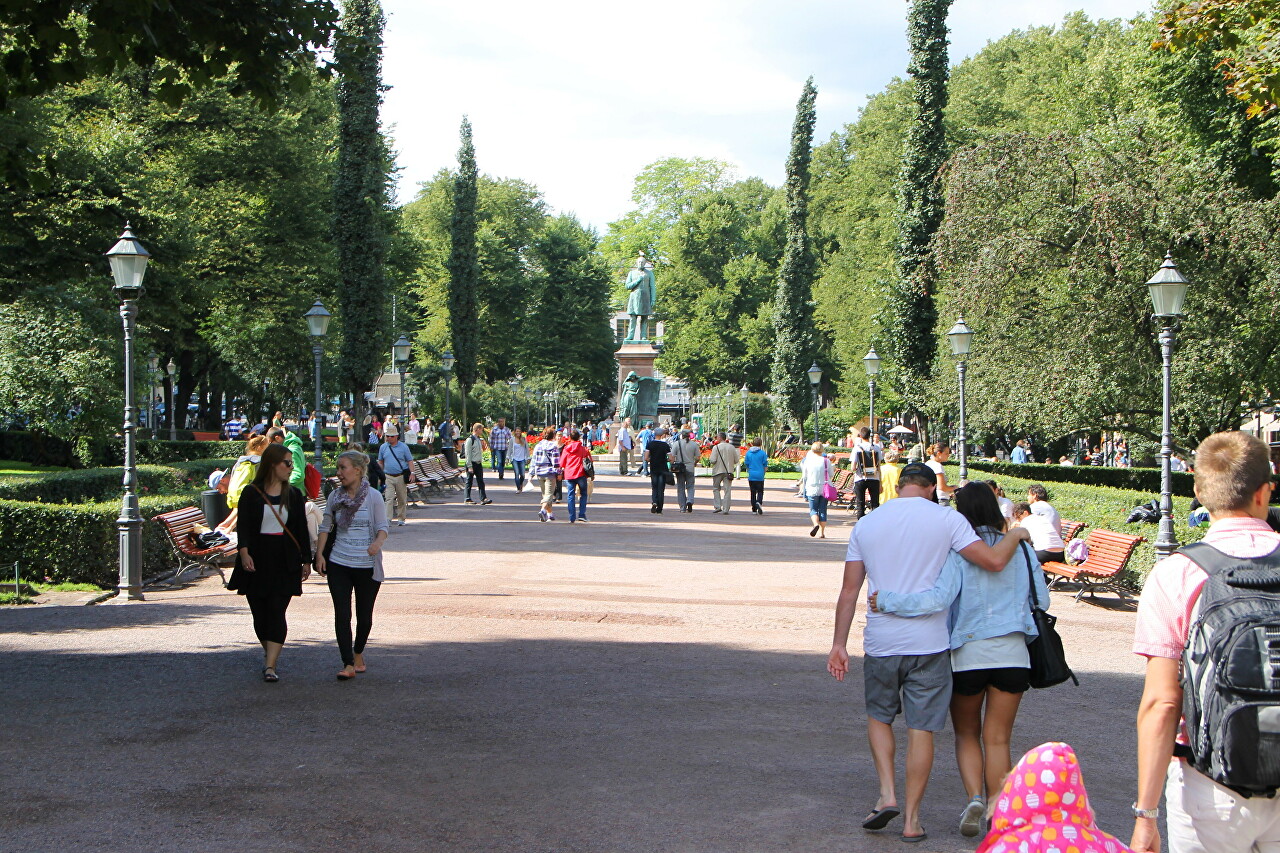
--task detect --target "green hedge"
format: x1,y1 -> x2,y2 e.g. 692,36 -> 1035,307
0,464 -> 204,503
0,494 -> 197,586
74,437 -> 250,468
964,460 -> 1195,498
0,431 -> 80,467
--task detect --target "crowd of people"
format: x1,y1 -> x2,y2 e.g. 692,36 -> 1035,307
207,401 -> 1280,853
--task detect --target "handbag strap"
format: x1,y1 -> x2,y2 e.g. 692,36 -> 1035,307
1020,540 -> 1043,610
252,485 -> 305,557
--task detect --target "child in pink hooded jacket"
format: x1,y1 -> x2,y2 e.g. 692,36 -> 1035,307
978,742 -> 1133,853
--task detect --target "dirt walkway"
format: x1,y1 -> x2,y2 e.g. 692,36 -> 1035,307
0,474 -> 1147,852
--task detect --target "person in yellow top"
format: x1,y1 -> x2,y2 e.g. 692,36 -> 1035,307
879,448 -> 902,501
217,435 -> 270,533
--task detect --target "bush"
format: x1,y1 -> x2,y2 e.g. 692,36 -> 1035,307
0,431 -> 79,467
964,459 -> 1195,498
74,437 -> 251,468
0,464 -> 201,503
0,494 -> 197,587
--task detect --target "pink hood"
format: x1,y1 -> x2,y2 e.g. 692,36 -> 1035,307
977,742 -> 1133,853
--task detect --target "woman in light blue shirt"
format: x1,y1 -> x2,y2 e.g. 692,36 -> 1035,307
870,481 -> 1049,838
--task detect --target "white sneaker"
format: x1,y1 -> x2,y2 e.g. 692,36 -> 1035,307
397,520 -> 406,526
959,796 -> 986,838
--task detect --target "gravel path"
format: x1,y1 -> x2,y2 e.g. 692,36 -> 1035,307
0,473 -> 1147,852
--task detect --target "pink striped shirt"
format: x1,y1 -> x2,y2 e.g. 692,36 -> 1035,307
1133,516 -> 1280,660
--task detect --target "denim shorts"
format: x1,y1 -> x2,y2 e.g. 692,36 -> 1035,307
806,494 -> 829,521
863,651 -> 953,732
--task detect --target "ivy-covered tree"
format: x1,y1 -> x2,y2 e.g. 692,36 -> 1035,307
332,0 -> 389,424
770,77 -> 819,431
447,117 -> 481,425
889,0 -> 952,409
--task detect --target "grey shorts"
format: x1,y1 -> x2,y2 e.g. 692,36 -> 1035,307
863,651 -> 953,732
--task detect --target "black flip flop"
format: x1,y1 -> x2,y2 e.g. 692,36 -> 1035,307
900,831 -> 928,844
862,807 -> 901,830
262,667 -> 279,683
810,524 -> 820,537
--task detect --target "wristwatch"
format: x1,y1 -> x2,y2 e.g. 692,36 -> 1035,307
1131,803 -> 1159,819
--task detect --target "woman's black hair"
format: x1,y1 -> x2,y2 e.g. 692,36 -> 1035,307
953,481 -> 1006,533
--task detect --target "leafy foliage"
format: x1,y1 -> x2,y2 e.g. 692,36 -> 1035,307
770,78 -> 820,425
1158,0 -> 1280,118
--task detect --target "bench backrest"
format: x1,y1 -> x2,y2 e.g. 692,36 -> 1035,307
154,507 -> 210,554
1061,520 -> 1087,542
1079,529 -> 1144,578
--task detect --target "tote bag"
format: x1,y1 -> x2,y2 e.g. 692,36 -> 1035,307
821,458 -> 838,501
1021,542 -> 1079,689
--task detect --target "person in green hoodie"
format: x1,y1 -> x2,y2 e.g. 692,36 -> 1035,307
267,427 -> 307,491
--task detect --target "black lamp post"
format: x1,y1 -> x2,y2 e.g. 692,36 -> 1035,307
508,377 -> 520,424
147,352 -> 159,438
946,317 -> 973,481
107,224 -> 150,601
393,334 -> 411,424
1147,252 -> 1190,562
441,351 -> 455,421
304,300 -> 330,467
863,346 -> 881,438
166,357 -> 177,441
807,362 -> 822,444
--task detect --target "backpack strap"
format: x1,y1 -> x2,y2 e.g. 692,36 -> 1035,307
1179,541 -> 1280,576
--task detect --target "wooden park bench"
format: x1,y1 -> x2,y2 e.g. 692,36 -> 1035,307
153,506 -> 236,585
422,454 -> 463,490
1042,529 -> 1144,603
1060,519 -> 1087,543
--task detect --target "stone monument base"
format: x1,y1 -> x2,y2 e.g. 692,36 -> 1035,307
615,340 -> 659,421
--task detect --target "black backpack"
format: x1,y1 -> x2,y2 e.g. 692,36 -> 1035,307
1177,542 -> 1280,796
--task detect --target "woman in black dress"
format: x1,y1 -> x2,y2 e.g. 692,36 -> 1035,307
644,426 -> 672,513
226,442 -> 313,682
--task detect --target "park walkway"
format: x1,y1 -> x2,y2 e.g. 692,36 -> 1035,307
1,473 -> 1146,852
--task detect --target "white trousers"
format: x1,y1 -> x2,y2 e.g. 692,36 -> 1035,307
1167,759 -> 1280,852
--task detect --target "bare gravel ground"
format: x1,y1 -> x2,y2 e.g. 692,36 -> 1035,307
0,474 -> 1147,853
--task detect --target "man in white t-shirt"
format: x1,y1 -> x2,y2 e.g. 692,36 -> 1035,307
1027,483 -> 1061,531
986,479 -> 1014,526
828,463 -> 1030,842
1013,501 -> 1065,564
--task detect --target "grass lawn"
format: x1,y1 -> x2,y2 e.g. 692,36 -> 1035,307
962,466 -> 1203,587
0,459 -> 69,477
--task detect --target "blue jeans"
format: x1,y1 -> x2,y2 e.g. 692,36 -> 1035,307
806,494 -> 829,522
491,448 -> 508,477
511,458 -> 526,487
566,476 -> 588,520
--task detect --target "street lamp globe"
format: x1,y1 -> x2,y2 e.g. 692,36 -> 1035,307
740,384 -> 748,402
863,346 -> 881,376
166,358 -> 176,377
441,351 -> 455,373
148,353 -> 159,373
946,317 -> 973,358
105,224 -> 150,299
807,362 -> 823,387
303,300 -> 331,338
392,334 -> 411,365
1147,252 -> 1190,318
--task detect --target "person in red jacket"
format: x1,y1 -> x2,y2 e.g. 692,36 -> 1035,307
560,429 -> 593,523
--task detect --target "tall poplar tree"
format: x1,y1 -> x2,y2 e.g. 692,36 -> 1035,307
890,0 -> 952,408
770,78 -> 819,431
333,0 -> 389,424
447,116 -> 480,426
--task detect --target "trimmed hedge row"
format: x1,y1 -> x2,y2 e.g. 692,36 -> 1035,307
963,460 -> 1195,498
0,494 -> 196,586
0,464 -> 204,503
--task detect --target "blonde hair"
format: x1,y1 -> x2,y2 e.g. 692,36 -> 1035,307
810,441 -> 824,453
245,435 -> 269,455
336,450 -> 369,478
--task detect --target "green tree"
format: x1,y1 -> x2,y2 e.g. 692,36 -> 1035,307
890,0 -> 953,409
1158,0 -> 1280,118
770,78 -> 819,431
520,216 -> 617,409
332,0 -> 389,425
447,117 -> 481,425
656,179 -> 784,391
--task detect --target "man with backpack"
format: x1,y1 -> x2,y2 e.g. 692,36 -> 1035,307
1131,431 -> 1280,852
852,427 -> 883,520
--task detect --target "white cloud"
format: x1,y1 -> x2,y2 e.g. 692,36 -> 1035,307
379,0 -> 1155,229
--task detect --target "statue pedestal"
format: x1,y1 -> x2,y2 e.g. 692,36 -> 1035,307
615,341 -> 659,419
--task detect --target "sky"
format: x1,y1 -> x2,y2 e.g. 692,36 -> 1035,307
379,0 -> 1156,232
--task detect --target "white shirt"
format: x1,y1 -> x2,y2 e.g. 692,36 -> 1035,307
1019,512 -> 1064,551
997,495 -> 1015,521
847,497 -> 980,656
1030,500 -> 1061,531
852,440 -> 882,481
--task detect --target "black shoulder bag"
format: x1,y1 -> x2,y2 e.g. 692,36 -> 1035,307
1021,541 -> 1079,688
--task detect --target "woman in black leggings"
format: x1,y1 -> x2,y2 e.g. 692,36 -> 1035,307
316,450 -> 389,681
226,443 -> 312,682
